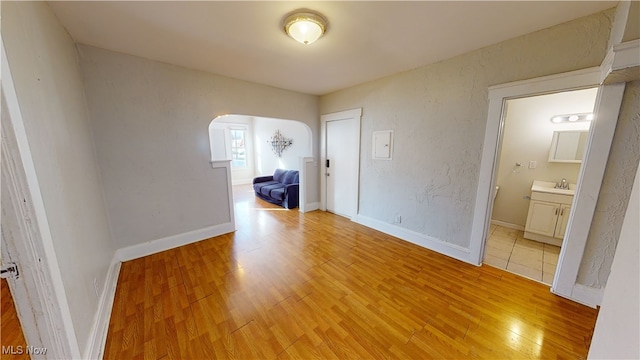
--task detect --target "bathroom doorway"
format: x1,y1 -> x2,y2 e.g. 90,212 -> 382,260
483,88 -> 598,285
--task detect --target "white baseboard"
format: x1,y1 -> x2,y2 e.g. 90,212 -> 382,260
83,258 -> 121,359
116,222 -> 235,262
301,202 -> 320,213
83,222 -> 235,358
490,220 -> 525,231
353,214 -> 473,264
570,284 -> 604,308
232,179 -> 253,186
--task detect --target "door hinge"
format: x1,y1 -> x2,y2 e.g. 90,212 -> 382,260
1,262 -> 19,280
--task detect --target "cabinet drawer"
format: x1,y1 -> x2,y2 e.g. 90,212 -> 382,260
530,191 -> 573,205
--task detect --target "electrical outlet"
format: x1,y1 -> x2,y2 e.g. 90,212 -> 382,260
93,278 -> 99,298
395,214 -> 402,223
529,161 -> 537,169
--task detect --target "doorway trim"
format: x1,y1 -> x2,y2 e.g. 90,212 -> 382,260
470,67 -> 625,307
320,108 -> 362,217
1,40 -> 80,358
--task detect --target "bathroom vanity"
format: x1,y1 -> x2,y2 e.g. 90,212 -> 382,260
524,180 -> 575,246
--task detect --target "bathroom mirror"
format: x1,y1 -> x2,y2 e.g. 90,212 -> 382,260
548,130 -> 589,163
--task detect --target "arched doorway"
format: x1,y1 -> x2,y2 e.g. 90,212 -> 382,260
208,115 -> 314,214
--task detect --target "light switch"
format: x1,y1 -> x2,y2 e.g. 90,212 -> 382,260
529,161 -> 537,169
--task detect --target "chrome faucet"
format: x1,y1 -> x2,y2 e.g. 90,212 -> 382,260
555,178 -> 569,189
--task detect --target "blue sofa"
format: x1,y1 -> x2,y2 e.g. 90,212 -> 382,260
253,169 -> 299,209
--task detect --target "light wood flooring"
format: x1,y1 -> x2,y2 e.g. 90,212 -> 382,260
1,279 -> 29,360
104,185 -> 598,359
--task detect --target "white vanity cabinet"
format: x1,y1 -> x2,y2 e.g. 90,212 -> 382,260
524,186 -> 574,247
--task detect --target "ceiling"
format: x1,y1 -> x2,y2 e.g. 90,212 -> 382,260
48,1 -> 617,96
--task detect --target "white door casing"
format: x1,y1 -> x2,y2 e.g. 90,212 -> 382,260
1,39 -> 80,359
320,109 -> 362,219
471,67 -> 625,307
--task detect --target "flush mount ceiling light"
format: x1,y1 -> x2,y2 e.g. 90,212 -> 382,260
283,10 -> 327,45
550,113 -> 595,124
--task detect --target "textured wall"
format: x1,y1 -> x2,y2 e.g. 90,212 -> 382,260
588,164 -> 640,359
78,46 -> 318,249
320,10 -> 614,249
2,2 -> 115,353
576,0 -> 639,289
578,80 -> 640,287
622,1 -> 640,42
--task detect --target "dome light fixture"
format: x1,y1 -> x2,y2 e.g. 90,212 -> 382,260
284,10 -> 327,45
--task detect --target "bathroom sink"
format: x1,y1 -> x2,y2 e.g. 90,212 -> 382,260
531,180 -> 576,196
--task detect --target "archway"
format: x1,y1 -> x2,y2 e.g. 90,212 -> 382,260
208,115 -> 315,213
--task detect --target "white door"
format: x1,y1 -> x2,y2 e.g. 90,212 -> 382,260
326,119 -> 357,217
322,109 -> 361,219
1,55 -> 78,358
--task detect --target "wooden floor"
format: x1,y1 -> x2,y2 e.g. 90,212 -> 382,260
104,185 -> 598,359
1,279 -> 29,360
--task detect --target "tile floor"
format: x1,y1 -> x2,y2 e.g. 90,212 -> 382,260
484,224 -> 561,285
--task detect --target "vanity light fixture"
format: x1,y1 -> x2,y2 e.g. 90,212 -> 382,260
550,113 -> 594,124
284,10 -> 327,45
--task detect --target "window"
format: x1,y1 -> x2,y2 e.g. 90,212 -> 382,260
230,129 -> 247,168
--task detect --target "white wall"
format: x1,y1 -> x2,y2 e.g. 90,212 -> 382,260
210,115 -> 256,185
78,45 -> 318,249
578,80 -> 640,287
209,115 -> 314,185
1,2 -> 115,353
253,116 -> 312,175
577,0 -> 640,289
588,164 -> 639,359
622,1 -> 639,42
320,10 -> 614,251
302,157 -> 320,210
492,88 -> 598,227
